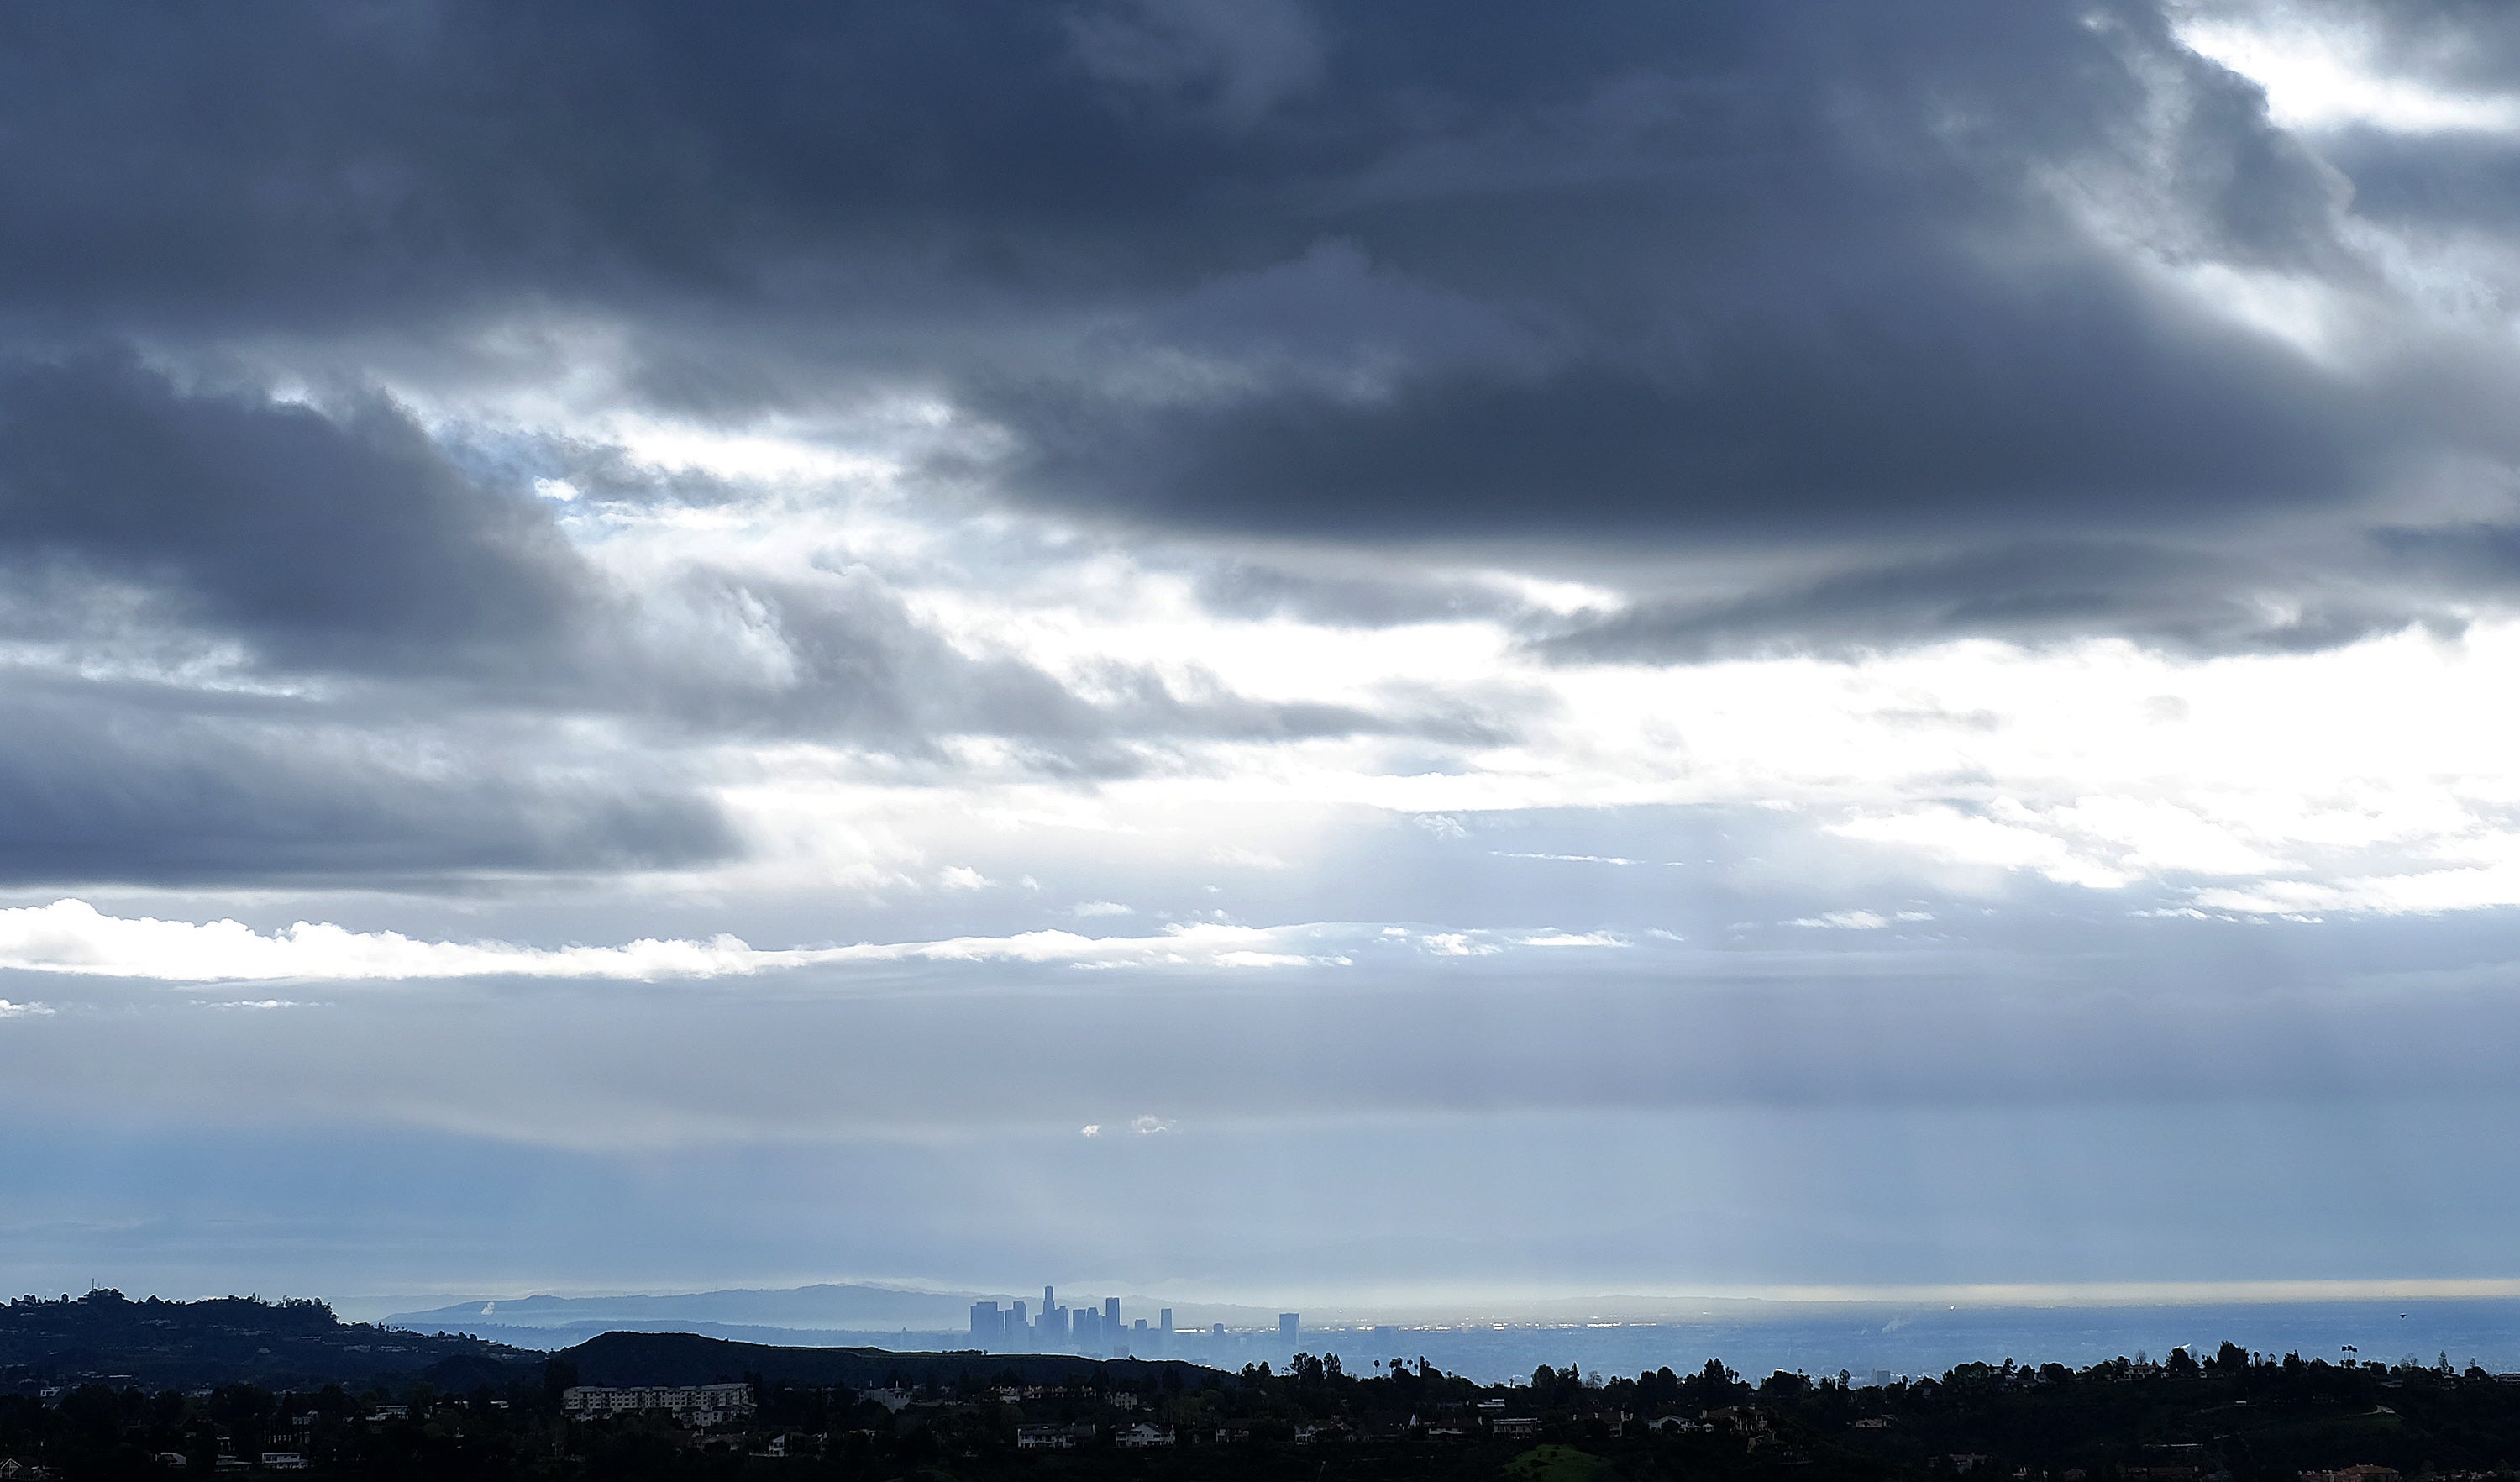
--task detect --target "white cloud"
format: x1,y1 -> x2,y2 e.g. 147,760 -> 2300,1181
2195,863 -> 2520,917
1130,1115 -> 1173,1135
0,901 -> 1666,985
2177,16 -> 2520,135
1071,901 -> 1136,917
936,865 -> 993,891
1784,911 -> 1935,930
0,898 -> 1370,983
1831,805 -> 2137,890
0,1000 -> 53,1018
1511,930 -> 1628,949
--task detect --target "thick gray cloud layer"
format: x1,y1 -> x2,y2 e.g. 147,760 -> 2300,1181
0,1 -> 2513,833
0,3 -> 2475,521
0,355 -> 1491,880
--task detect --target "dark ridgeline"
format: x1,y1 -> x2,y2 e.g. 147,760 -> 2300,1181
0,1289 -> 533,1392
9,1290 -> 2520,1481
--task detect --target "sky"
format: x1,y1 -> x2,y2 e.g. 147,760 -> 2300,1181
8,0 -> 2520,1319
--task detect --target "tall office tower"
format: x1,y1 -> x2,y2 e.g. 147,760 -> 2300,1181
1009,1300 -> 1027,1336
1278,1312 -> 1300,1340
969,1301 -> 1001,1344
1158,1308 -> 1173,1335
1044,1285 -> 1055,1313
1104,1295 -> 1121,1332
1212,1322 -> 1225,1336
1074,1307 -> 1101,1348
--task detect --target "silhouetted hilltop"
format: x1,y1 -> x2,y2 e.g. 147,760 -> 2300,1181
2,1290 -> 1231,1395
555,1328 -> 1215,1389
0,1289 -> 540,1390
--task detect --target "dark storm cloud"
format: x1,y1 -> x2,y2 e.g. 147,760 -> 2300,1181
0,352 -> 587,675
0,0 -> 2511,671
1191,559 -> 1533,628
0,351 -> 1462,734
1536,539 -> 2473,661
0,350 -> 1494,885
580,561 -> 1495,762
0,679 -> 732,886
0,1 -> 2464,535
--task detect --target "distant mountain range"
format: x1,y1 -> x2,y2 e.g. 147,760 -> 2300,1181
386,1283 -> 986,1338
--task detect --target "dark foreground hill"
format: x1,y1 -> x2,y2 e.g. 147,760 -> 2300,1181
3,1290 -> 1223,1394
557,1327 -> 1210,1390
12,1293 -> 2520,1482
0,1290 -> 540,1391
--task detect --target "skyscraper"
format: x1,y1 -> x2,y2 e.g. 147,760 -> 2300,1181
1009,1299 -> 1027,1337
1105,1295 -> 1121,1331
1158,1308 -> 1173,1335
1278,1312 -> 1299,1341
969,1301 -> 1001,1344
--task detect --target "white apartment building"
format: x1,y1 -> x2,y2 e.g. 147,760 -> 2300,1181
560,1384 -> 756,1427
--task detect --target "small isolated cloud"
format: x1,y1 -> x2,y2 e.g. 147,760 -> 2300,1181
1511,930 -> 1628,949
1414,814 -> 1467,838
1130,1115 -> 1173,1135
1417,933 -> 1502,958
1072,901 -> 1135,917
193,999 -> 313,1011
0,1000 -> 53,1018
1785,911 -> 1936,930
937,865 -> 993,891
1492,852 -> 1642,865
1079,1124 -> 1102,1138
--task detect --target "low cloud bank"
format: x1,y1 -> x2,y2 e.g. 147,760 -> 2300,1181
0,900 -> 1630,984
